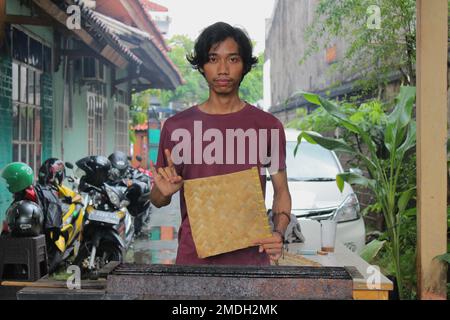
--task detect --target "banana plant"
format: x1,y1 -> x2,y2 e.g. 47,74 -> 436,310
295,86 -> 417,299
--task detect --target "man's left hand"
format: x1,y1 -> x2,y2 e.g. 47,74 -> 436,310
254,232 -> 284,262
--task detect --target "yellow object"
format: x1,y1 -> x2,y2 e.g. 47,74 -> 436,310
55,236 -> 66,252
116,210 -> 126,220
52,184 -> 85,254
272,251 -> 321,267
184,167 -> 272,258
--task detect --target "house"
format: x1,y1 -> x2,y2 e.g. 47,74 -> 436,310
140,0 -> 170,37
0,0 -> 183,221
265,0 -> 403,124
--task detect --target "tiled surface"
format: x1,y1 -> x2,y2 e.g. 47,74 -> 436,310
125,192 -> 181,265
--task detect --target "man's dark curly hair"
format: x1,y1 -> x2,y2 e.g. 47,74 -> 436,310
187,22 -> 258,81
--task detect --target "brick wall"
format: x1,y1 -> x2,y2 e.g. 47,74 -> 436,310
0,55 -> 13,223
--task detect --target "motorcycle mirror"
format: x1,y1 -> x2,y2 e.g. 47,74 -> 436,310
65,162 -> 74,169
136,155 -> 142,162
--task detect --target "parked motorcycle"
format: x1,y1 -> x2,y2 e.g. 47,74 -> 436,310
37,158 -> 85,273
72,156 -> 133,278
1,161 -> 84,273
108,152 -> 152,237
135,155 -> 153,187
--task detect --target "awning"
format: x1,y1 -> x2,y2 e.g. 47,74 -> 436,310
92,11 -> 183,90
32,0 -> 142,69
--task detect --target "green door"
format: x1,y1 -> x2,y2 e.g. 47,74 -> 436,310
148,129 -> 161,164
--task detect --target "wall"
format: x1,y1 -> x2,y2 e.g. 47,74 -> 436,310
1,0 -> 135,223
266,0 -> 352,108
0,0 -> 55,222
52,63 -> 131,165
0,55 -> 13,223
51,61 -> 89,165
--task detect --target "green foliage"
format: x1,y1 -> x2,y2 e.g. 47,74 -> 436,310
147,35 -> 209,108
239,52 -> 264,104
287,106 -> 339,133
288,98 -> 390,175
288,100 -> 387,138
129,91 -> 150,143
130,91 -> 150,125
295,86 -> 417,299
360,239 -> 386,263
301,0 -> 416,88
129,129 -> 136,145
437,253 -> 450,264
373,206 -> 418,299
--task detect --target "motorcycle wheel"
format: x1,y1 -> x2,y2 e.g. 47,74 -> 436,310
74,241 -> 123,278
134,209 -> 151,237
134,215 -> 144,236
46,238 -> 65,274
48,248 -> 63,274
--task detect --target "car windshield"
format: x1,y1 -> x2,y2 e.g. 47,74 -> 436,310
285,141 -> 340,181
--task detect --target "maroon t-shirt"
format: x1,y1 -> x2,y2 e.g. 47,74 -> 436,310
156,103 -> 286,265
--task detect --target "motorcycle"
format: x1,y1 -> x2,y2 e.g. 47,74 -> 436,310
127,166 -> 152,237
108,155 -> 152,237
135,155 -> 154,188
72,156 -> 133,278
38,160 -> 86,273
45,182 -> 85,273
1,161 -> 85,273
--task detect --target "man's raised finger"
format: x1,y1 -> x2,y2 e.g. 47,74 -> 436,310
158,167 -> 170,181
164,149 -> 175,167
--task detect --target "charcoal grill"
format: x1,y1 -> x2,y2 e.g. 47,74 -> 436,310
106,264 -> 353,300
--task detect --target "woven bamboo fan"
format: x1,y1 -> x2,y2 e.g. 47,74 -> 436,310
272,251 -> 322,267
184,167 -> 272,258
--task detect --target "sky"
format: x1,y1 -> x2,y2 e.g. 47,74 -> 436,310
154,0 -> 277,54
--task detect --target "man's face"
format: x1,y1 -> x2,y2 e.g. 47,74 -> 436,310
202,37 -> 244,95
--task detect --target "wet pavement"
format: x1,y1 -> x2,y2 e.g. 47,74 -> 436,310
125,192 -> 181,265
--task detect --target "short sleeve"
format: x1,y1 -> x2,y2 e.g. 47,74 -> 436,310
275,119 -> 287,172
265,119 -> 286,175
155,124 -> 170,170
155,122 -> 182,175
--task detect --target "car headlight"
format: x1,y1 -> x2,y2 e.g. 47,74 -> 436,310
334,193 -> 360,222
105,185 -> 121,208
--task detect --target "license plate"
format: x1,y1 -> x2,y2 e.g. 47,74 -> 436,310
89,210 -> 120,225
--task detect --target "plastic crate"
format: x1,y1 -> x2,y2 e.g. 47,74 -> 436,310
0,235 -> 48,282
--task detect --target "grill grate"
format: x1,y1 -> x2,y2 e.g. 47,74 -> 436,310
106,264 -> 354,300
112,263 -> 352,280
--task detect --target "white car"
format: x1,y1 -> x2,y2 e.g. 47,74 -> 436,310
265,129 -> 366,254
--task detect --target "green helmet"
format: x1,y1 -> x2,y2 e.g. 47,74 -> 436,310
1,162 -> 34,193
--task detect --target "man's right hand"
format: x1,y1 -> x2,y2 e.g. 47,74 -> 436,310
150,149 -> 184,197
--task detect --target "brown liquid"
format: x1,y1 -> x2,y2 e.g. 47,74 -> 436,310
321,247 -> 335,253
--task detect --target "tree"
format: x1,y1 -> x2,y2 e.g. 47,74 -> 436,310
296,87 -> 417,299
149,35 -> 209,108
301,0 -> 416,91
240,52 -> 264,105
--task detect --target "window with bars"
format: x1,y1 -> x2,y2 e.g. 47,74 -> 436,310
87,92 -> 107,156
10,27 -> 51,175
64,60 -> 74,129
114,97 -> 130,154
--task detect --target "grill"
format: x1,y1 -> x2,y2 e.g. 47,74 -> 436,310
106,263 -> 353,300
296,208 -> 336,220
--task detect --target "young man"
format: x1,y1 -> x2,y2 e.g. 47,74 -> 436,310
150,22 -> 291,265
